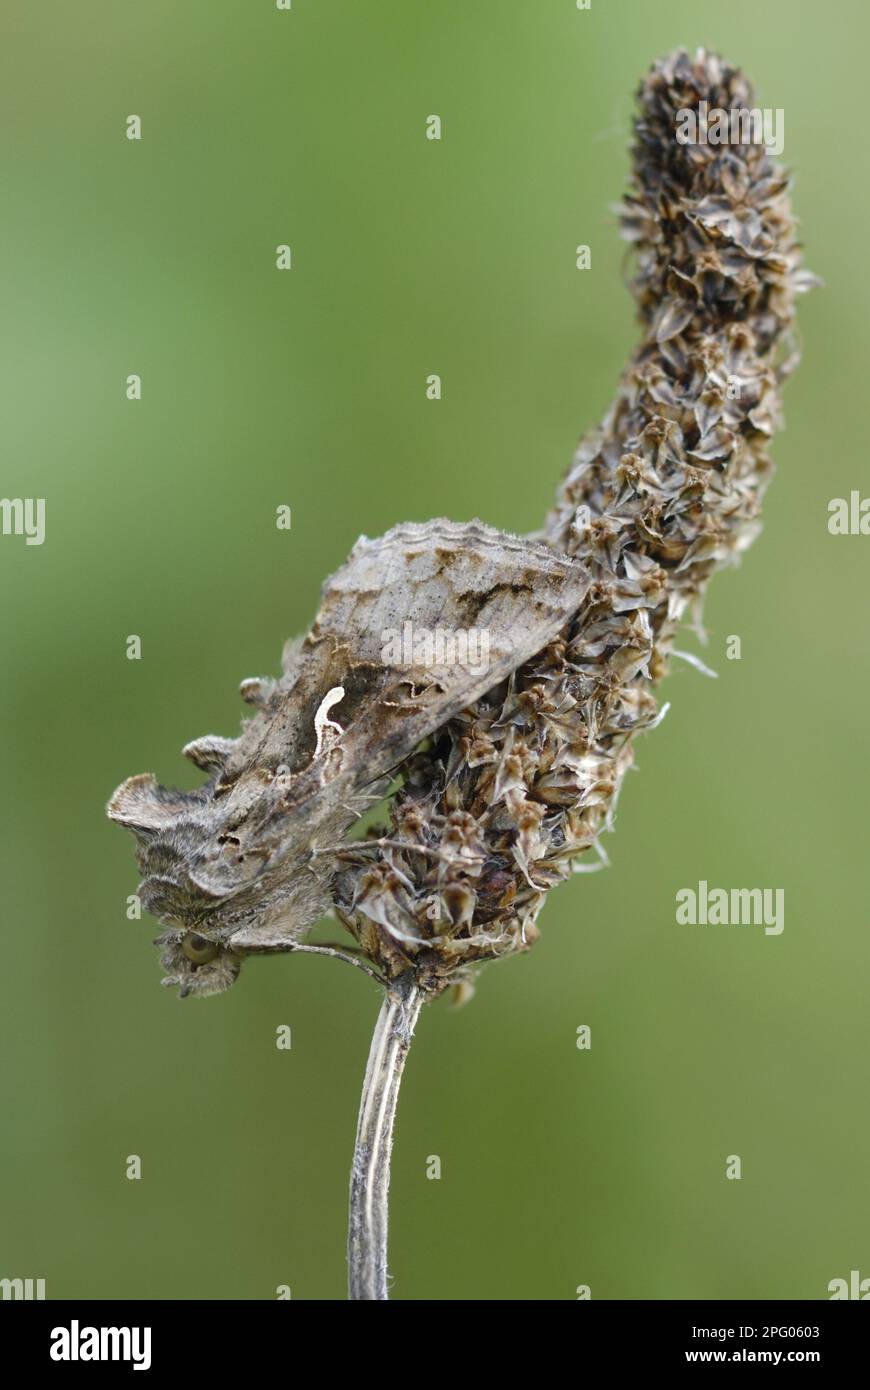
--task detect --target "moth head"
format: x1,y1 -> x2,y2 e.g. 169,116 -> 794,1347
107,768 -> 342,995
151,861 -> 335,998
155,928 -> 242,999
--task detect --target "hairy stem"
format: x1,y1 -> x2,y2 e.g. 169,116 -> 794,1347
347,973 -> 424,1300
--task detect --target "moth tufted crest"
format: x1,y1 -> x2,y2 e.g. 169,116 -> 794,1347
182,734 -> 238,772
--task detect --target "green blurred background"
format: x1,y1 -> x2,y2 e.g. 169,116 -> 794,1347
1,0 -> 865,1301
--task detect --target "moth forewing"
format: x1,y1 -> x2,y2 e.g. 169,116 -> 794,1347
283,518 -> 592,792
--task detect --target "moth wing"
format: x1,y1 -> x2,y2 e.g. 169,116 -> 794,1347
273,517 -> 591,818
112,518 -> 590,907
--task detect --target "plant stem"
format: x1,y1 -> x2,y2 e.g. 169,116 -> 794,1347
347,973 -> 424,1300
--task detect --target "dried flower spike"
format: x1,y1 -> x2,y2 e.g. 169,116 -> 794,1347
333,47 -> 814,1000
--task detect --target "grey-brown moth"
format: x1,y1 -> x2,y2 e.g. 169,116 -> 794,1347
107,518 -> 589,996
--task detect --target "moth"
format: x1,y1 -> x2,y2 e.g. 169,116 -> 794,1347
108,518 -> 590,996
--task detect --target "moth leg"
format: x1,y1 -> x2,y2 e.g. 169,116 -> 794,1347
289,942 -> 389,986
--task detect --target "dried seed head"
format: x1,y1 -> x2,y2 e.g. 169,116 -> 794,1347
333,48 -> 814,992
